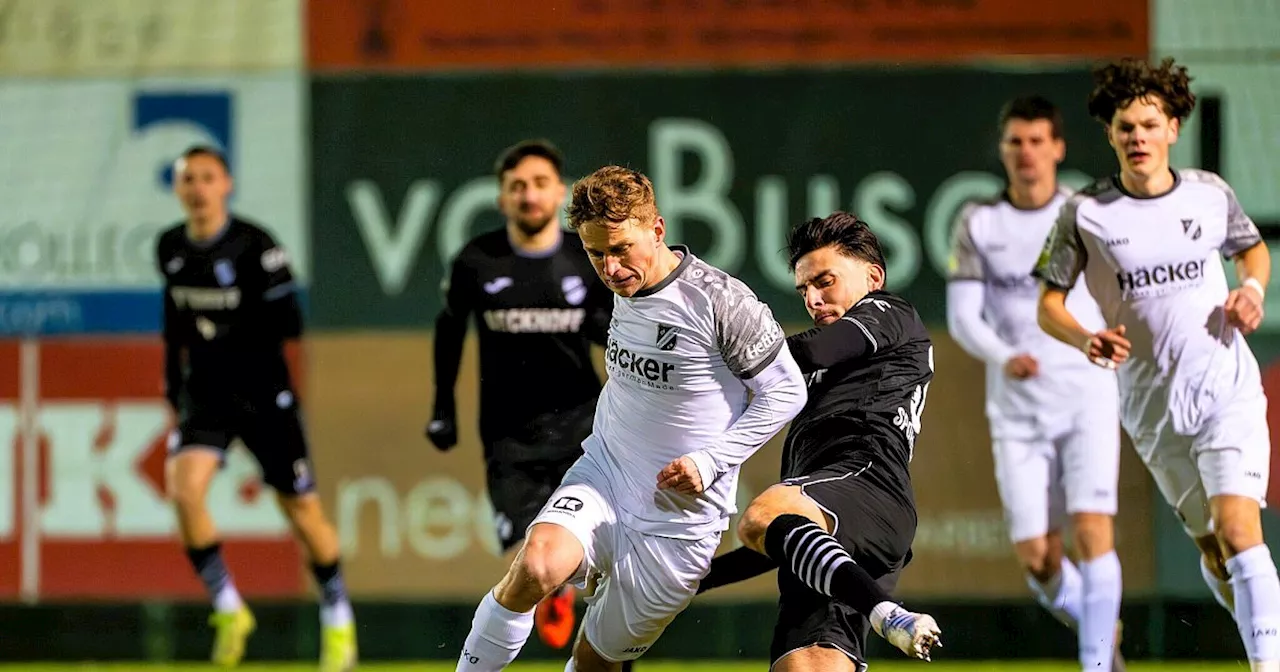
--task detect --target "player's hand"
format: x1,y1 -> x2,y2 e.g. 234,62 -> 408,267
1084,325 -> 1130,369
657,456 -> 705,495
1225,285 -> 1265,335
425,413 -> 458,452
1002,353 -> 1039,380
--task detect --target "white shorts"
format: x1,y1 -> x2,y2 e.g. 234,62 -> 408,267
1132,391 -> 1271,538
527,460 -> 720,662
993,407 -> 1121,543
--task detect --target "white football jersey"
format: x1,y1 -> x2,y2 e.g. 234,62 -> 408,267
584,246 -> 790,539
1034,169 -> 1266,440
949,189 -> 1114,438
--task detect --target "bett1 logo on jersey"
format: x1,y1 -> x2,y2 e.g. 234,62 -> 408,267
0,77 -> 306,600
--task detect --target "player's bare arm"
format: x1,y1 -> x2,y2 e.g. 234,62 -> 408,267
1037,286 -> 1129,367
1226,241 -> 1270,335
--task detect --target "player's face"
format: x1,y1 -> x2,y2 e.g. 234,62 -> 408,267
578,217 -> 666,297
173,154 -> 232,221
794,245 -> 886,327
1000,118 -> 1064,186
498,156 -> 566,236
1106,96 -> 1180,180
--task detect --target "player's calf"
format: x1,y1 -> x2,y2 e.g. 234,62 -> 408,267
1070,512 -> 1122,672
1210,495 -> 1280,668
277,493 -> 357,670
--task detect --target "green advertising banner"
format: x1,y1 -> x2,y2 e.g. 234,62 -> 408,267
309,68 -> 1126,328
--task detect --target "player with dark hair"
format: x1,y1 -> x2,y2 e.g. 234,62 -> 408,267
698,212 -> 941,671
156,145 -> 356,671
427,139 -> 613,649
1035,57 -> 1280,670
947,95 -> 1124,670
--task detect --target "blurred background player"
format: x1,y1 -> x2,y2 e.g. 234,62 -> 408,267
1035,57 -> 1280,671
454,166 -> 806,672
426,139 -> 614,649
156,146 -> 356,671
698,212 -> 941,670
946,96 -> 1124,671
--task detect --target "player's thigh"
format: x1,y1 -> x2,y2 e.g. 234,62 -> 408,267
166,404 -> 235,502
1194,394 -> 1270,509
1059,411 -> 1122,517
486,455 -> 579,552
770,572 -> 869,672
526,461 -> 618,589
582,530 -> 719,662
798,470 -> 916,576
992,438 -> 1059,543
238,403 -> 317,497
1136,430 -> 1209,537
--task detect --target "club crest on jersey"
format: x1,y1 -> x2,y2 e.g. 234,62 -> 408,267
562,276 -> 587,306
656,324 -> 680,351
1181,218 -> 1202,240
213,259 -> 236,287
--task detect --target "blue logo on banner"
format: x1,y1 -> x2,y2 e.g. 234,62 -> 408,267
133,91 -> 234,188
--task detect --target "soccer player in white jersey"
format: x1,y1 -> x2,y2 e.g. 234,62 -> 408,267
947,95 -> 1124,671
1034,57 -> 1280,671
454,165 -> 808,672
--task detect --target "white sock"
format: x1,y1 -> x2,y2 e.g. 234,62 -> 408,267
457,591 -> 534,671
213,583 -> 243,614
1078,552 -> 1122,672
321,600 -> 354,628
1202,555 -> 1237,614
1026,558 -> 1082,628
1226,545 -> 1280,664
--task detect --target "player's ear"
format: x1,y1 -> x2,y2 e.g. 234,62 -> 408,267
652,216 -> 666,244
1168,116 -> 1181,145
867,262 -> 886,292
1053,136 -> 1066,163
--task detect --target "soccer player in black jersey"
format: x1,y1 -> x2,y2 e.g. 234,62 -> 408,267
155,146 -> 356,671
427,139 -> 613,650
696,212 -> 942,671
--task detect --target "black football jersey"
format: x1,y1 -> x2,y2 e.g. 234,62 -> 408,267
434,229 -> 613,446
156,216 -> 301,407
782,290 -> 934,480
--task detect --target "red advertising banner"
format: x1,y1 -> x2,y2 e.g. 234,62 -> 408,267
0,338 -> 303,601
308,0 -> 1149,72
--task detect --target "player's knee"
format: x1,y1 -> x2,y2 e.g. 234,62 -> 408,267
736,501 -> 777,551
1013,535 -> 1058,580
1214,516 -> 1264,556
1071,513 -> 1114,559
512,525 -> 582,598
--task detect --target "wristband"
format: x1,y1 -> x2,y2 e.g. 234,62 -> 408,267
1081,333 -> 1094,356
1244,277 -> 1266,301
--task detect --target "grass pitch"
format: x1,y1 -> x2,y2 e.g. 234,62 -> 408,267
0,662 -> 1256,671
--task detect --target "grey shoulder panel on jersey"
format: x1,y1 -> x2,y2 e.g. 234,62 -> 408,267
947,200 -> 986,282
684,260 -> 786,379
1180,168 -> 1264,257
1032,185 -> 1105,290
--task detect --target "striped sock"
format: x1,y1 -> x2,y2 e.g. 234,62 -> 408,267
763,513 -> 892,617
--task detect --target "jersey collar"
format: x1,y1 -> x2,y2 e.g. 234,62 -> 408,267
1111,168 -> 1182,200
184,215 -> 232,249
632,244 -> 693,298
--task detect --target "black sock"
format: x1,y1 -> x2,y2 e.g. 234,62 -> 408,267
186,542 -> 232,601
310,560 -> 349,608
697,546 -> 779,594
763,513 -> 892,617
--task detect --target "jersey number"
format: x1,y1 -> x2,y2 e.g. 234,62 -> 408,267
892,345 -> 933,462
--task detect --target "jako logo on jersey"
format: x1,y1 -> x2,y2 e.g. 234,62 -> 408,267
482,308 -> 585,333
606,338 -> 677,389
1116,259 -> 1205,295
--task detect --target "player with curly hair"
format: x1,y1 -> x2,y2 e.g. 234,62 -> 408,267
1035,57 -> 1280,670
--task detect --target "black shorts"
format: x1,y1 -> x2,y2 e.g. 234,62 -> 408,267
770,463 -> 917,668
172,390 -> 314,496
485,452 -> 580,551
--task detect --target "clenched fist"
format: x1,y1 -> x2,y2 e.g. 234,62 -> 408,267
657,456 -> 705,495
